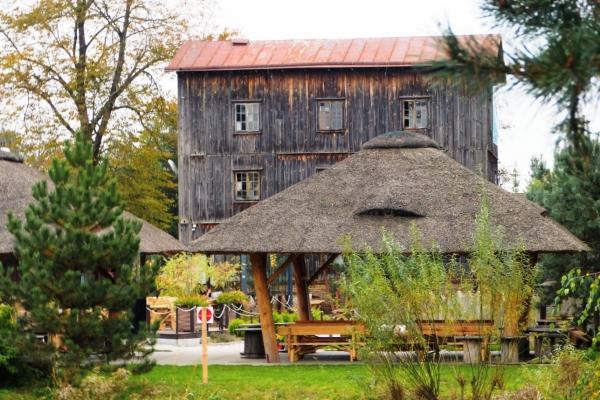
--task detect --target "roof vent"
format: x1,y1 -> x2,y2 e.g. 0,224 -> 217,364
362,131 -> 441,150
0,148 -> 24,163
357,208 -> 424,218
232,38 -> 249,45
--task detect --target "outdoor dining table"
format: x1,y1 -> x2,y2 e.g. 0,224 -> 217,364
526,326 -> 565,360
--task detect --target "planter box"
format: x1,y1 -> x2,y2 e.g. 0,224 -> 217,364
177,309 -> 195,332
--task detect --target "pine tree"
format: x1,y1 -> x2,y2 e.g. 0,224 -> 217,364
0,133 -> 159,382
435,0 -> 600,149
526,138 -> 600,325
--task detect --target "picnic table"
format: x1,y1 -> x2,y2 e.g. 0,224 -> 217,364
146,297 -> 177,331
526,319 -> 591,360
277,320 -> 365,362
396,320 -> 493,364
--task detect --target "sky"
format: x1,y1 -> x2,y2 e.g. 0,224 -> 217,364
213,0 -> 569,190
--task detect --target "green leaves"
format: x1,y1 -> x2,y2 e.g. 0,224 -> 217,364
434,0 -> 600,149
527,138 -> 600,342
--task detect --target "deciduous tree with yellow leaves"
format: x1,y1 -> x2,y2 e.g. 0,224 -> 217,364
0,0 -> 235,231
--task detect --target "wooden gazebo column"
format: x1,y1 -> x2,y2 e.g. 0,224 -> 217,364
293,255 -> 311,321
249,253 -> 280,363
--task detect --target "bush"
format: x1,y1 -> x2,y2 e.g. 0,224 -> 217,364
533,345 -> 600,400
272,312 -> 283,323
227,319 -> 246,337
0,304 -> 47,387
311,308 -> 331,321
281,312 -> 299,323
56,367 -> 131,400
0,304 -> 20,377
216,290 -> 248,305
174,295 -> 209,308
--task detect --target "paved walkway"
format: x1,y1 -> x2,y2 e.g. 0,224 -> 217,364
151,341 -> 356,366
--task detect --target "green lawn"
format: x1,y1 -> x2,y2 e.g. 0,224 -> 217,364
0,363 -> 541,399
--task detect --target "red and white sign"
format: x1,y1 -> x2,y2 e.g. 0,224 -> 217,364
197,306 -> 214,324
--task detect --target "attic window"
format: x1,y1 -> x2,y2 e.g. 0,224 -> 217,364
357,208 -> 424,218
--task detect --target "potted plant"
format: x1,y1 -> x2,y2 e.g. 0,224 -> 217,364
173,295 -> 209,332
174,295 -> 209,308
216,290 -> 248,306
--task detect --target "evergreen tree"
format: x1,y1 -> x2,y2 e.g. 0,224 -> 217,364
0,133 -> 160,383
435,0 -> 600,149
526,138 -> 600,325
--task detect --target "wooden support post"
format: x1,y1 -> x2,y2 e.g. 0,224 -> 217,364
202,307 -> 208,383
293,255 -> 311,321
250,253 -> 280,363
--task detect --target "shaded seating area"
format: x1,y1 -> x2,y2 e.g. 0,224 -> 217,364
187,131 -> 590,363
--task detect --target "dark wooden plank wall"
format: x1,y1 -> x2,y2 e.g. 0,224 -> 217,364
178,68 -> 496,243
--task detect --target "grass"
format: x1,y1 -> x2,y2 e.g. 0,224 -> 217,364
0,363 -> 540,399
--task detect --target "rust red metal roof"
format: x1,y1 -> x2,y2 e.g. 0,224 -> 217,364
166,35 -> 502,72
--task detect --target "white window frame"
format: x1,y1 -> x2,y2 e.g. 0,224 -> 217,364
317,99 -> 345,131
234,102 -> 260,133
235,171 -> 260,201
403,98 -> 429,129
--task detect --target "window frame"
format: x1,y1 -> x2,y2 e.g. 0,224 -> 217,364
233,101 -> 261,134
401,97 -> 430,130
234,170 -> 261,202
316,98 -> 346,133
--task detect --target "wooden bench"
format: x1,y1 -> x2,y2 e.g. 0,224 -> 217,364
277,320 -> 366,362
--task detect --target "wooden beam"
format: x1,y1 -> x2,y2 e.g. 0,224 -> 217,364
266,254 -> 298,286
293,255 -> 311,321
307,254 -> 339,286
249,253 -> 280,363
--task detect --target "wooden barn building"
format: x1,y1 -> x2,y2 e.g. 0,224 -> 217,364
167,35 -> 503,247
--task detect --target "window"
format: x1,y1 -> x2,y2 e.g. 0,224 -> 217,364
235,171 -> 260,201
317,100 -> 344,131
403,99 -> 428,129
235,103 -> 260,132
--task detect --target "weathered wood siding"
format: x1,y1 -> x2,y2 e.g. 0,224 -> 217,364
178,68 -> 496,244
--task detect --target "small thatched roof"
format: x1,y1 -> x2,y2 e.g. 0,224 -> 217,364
0,149 -> 184,256
188,131 -> 590,255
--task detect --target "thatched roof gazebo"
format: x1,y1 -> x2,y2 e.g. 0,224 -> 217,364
0,149 -> 184,262
188,131 -> 590,362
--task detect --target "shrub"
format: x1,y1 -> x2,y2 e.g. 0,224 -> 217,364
311,308 -> 331,321
174,295 -> 209,308
216,290 -> 248,305
0,305 -> 19,376
56,367 -> 131,400
227,318 -> 246,337
533,344 -> 600,400
272,312 -> 283,323
281,312 -> 299,323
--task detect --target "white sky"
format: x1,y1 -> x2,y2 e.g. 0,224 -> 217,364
213,0 -> 577,190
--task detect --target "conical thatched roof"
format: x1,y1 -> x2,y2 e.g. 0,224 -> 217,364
188,131 -> 589,255
0,149 -> 184,256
